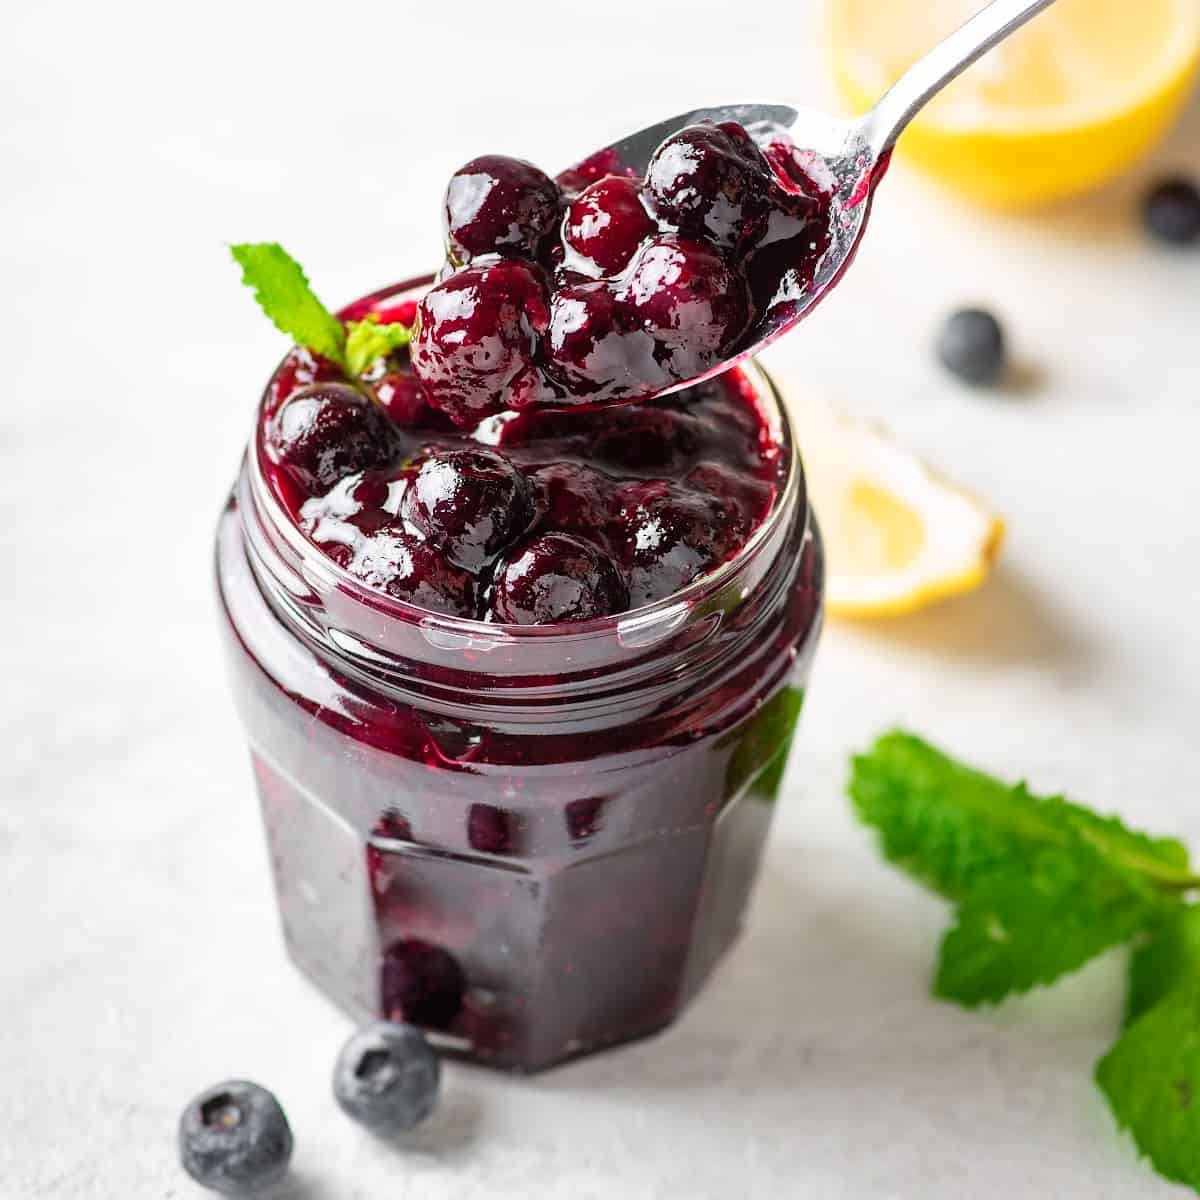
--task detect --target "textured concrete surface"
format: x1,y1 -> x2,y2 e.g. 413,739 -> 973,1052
4,1 -> 1200,1195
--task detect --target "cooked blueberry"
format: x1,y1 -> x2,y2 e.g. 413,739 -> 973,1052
332,1022 -> 440,1131
348,524 -> 477,616
444,155 -> 561,266
936,308 -> 1007,386
556,148 -> 628,197
1143,176 -> 1200,246
467,802 -> 516,853
270,383 -> 397,492
526,462 -> 616,536
545,280 -> 647,400
411,259 -> 552,425
616,481 -> 746,605
546,237 -> 750,404
492,533 -> 629,624
178,1080 -> 292,1195
620,235 -> 752,370
645,121 -> 774,254
381,938 -> 466,1027
562,175 -> 656,276
400,447 -> 534,570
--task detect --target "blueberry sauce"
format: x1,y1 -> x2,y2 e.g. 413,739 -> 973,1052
259,314 -> 783,624
411,121 -> 832,425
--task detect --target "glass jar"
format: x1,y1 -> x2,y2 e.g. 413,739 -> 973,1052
214,280 -> 824,1072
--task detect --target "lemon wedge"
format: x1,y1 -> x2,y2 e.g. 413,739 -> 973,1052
830,0 -> 1200,206
793,399 -> 1005,618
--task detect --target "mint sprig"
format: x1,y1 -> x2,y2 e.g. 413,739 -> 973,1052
230,242 -> 411,376
850,731 -> 1200,1193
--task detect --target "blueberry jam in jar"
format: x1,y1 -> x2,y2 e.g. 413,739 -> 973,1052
216,276 -> 823,1071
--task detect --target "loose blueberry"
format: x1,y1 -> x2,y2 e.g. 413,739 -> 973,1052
562,175 -> 656,276
1143,177 -> 1200,246
381,938 -> 467,1028
178,1080 -> 293,1196
270,383 -> 398,493
400,447 -> 534,570
332,1022 -> 440,1131
645,121 -> 774,254
411,259 -> 553,425
936,308 -> 1007,386
444,155 -> 561,266
492,532 -> 629,624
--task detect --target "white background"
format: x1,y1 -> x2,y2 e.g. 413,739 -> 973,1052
3,0 -> 1200,1195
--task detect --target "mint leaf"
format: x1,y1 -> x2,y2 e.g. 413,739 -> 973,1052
850,732 -> 1190,1005
1126,905 -> 1200,1026
230,242 -> 346,367
935,856 -> 1161,1006
344,316 -> 412,377
1097,919 -> 1200,1193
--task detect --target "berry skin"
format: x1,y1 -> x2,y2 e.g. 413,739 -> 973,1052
444,155 -> 561,266
270,383 -> 397,493
332,1022 -> 440,1131
178,1080 -> 293,1195
492,533 -> 629,624
348,524 -> 477,616
645,121 -> 774,254
616,481 -> 746,606
546,238 -> 750,403
562,175 -> 656,276
1143,177 -> 1200,246
467,802 -> 516,853
620,235 -> 752,374
936,308 -> 1007,386
400,447 -> 534,570
411,259 -> 552,425
381,938 -> 467,1028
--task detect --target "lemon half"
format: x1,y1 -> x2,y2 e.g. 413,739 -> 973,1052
830,0 -> 1200,206
795,401 -> 1005,619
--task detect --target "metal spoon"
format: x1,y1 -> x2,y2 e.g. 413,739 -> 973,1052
564,0 -> 1058,395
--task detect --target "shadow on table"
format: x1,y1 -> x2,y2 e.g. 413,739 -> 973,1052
838,563 -> 1095,675
268,1090 -> 485,1199
1006,91 -> 1200,245
531,848 -> 1122,1103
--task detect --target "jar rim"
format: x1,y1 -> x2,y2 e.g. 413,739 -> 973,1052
249,274 -> 805,650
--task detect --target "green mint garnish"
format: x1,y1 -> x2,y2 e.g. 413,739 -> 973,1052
850,731 -> 1200,1193
344,315 -> 412,377
230,242 -> 411,377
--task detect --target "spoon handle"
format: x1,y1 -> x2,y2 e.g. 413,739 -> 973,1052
861,0 -> 1060,157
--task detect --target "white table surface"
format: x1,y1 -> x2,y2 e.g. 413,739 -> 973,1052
4,1 -> 1200,1195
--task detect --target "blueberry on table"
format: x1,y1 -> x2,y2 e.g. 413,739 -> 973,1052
400,447 -> 535,570
270,383 -> 397,492
178,1080 -> 293,1195
935,308 -> 1007,386
1143,177 -> 1200,246
333,1022 -> 441,1131
444,154 -> 561,266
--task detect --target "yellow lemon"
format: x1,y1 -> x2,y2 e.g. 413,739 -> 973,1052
794,400 -> 1005,618
830,0 -> 1200,206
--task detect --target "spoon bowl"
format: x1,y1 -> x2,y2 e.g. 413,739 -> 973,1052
557,0 -> 1058,399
